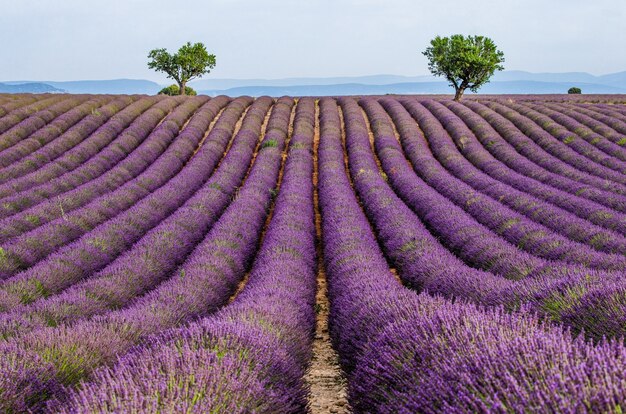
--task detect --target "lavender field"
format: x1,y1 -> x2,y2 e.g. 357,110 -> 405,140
2,92 -> 626,412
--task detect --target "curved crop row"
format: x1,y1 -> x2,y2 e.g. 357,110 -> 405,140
549,103 -> 626,144
0,95 -> 39,119
525,101 -> 626,161
448,100 -> 626,214
52,97 -> 316,414
482,100 -> 626,188
462,99 -> 626,205
0,97 -> 203,280
0,96 -> 241,310
359,97 -> 626,342
585,103 -> 626,120
403,102 -> 626,269
318,97 -> 626,413
0,96 -> 113,166
3,94 -> 626,412
499,100 -> 626,175
0,96 -> 293,412
0,95 -> 70,136
0,96 -> 163,202
0,96 -> 260,338
376,98 -> 626,278
0,95 -> 111,168
411,99 -> 626,247
0,97 -> 226,244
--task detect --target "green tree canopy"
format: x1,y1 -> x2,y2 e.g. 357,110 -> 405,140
158,84 -> 197,96
568,87 -> 582,94
423,35 -> 505,101
148,42 -> 216,95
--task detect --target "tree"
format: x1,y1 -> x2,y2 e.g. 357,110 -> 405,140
158,84 -> 197,96
423,35 -> 505,101
148,42 -> 216,96
568,87 -> 582,94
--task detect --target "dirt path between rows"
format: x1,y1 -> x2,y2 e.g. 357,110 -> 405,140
304,99 -> 350,414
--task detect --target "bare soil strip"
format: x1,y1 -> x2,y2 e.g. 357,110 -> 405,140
305,99 -> 350,414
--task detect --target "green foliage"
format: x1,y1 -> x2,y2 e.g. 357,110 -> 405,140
261,139 -> 278,148
148,42 -> 216,95
158,84 -> 197,96
423,34 -> 505,101
568,87 -> 582,94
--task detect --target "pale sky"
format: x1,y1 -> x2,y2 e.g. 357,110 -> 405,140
1,0 -> 624,82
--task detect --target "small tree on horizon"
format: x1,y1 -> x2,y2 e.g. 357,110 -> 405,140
148,42 -> 216,96
158,84 -> 197,96
568,87 -> 582,94
423,35 -> 505,101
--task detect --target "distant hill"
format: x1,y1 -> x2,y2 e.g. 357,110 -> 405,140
193,71 -> 626,97
190,75 -> 436,90
2,79 -> 161,94
198,80 -> 626,97
598,71 -> 626,87
43,79 -> 161,94
3,71 -> 626,96
0,82 -> 64,93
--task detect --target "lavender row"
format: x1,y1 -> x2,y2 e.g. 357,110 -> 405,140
318,97 -> 626,413
375,99 -> 626,342
361,146 -> 626,341
523,101 -> 626,162
0,95 -> 39,119
406,99 -> 626,253
379,100 -> 616,279
552,103 -> 626,144
474,95 -> 626,104
573,102 -> 626,136
319,96 -> 421,372
0,95 -> 70,136
0,96 -> 113,167
499,100 -> 626,175
373,98 -> 622,273
351,295 -> 626,412
0,96 -> 261,338
0,97 -> 198,278
0,95 -> 106,168
0,97 -> 292,412
462,100 -> 626,206
0,96 -> 237,309
52,98 -> 316,413
400,100 -> 621,279
583,103 -> 626,121
0,97 -> 199,241
481,100 -> 626,188
577,103 -> 626,132
383,100 -> 626,272
360,98 -> 626,342
347,98 -> 506,293
448,100 -> 626,214
0,95 -> 45,118
0,96 -> 159,202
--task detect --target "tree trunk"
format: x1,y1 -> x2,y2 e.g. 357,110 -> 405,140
179,81 -> 186,96
454,87 -> 465,101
